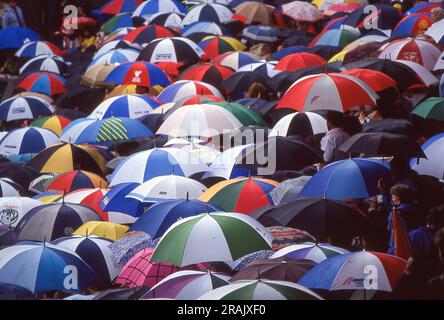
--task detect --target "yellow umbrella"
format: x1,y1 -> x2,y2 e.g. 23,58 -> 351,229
328,50 -> 349,63
74,221 -> 129,240
106,85 -> 138,99
82,63 -> 116,87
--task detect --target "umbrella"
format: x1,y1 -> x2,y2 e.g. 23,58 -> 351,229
0,197 -> 41,228
378,38 -> 441,71
298,158 -> 392,200
110,232 -> 157,268
281,1 -> 324,22
104,61 -> 171,88
59,118 -> 99,143
310,29 -> 359,49
157,80 -> 223,103
138,37 -> 204,66
234,1 -> 274,25
221,71 -> 270,99
99,0 -> 143,15
101,13 -> 134,34
89,48 -> 140,67
143,270 -> 230,299
179,63 -> 234,88
411,133 -> 444,179
342,4 -> 402,31
126,175 -> 208,202
276,73 -> 379,112
241,25 -> 281,44
230,258 -> 315,282
209,101 -> 266,126
224,249 -> 275,271
299,251 -> 407,295
0,127 -> 59,162
89,94 -> 160,120
238,61 -> 280,79
122,25 -> 176,46
407,2 -> 442,14
60,188 -> 110,221
138,113 -> 165,133
271,242 -> 348,263
341,68 -> 397,92
199,36 -> 246,59
182,4 -> 233,26
28,142 -> 110,175
212,51 -> 261,70
0,96 -> 54,122
425,16 -> 444,45
268,176 -> 312,205
81,64 -> 116,87
176,94 -> 224,106
19,56 -> 69,76
0,163 -> 38,191
29,174 -> 58,194
269,111 -> 328,138
434,51 -> 444,72
74,221 -> 129,240
15,203 -> 102,242
394,59 -> 438,87
411,97 -> 444,121
52,235 -> 119,284
0,178 -> 26,197
0,282 -> 34,300
150,212 -> 273,266
392,13 -> 432,38
267,225 -> 316,251
47,170 -> 107,193
93,286 -> 150,300
17,72 -> 66,97
198,279 -> 323,300
109,147 -> 209,186
339,132 -> 426,158
145,12 -> 184,29
156,104 -> 242,138
198,177 -> 278,214
275,52 -> 326,72
0,242 -> 99,294
128,198 -> 222,239
324,3 -> 361,15
182,21 -> 230,37
0,27 -> 40,50
363,118 -> 416,138
15,41 -> 63,58
132,0 -> 187,20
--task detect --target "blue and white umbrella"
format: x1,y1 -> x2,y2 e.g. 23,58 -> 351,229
0,242 -> 99,294
238,61 -> 281,78
89,94 -> 160,120
411,133 -> 444,179
95,40 -> 140,58
0,96 -> 54,122
0,178 -> 24,198
145,12 -> 184,29
182,3 -> 233,26
182,21 -> 230,37
242,25 -> 281,44
132,0 -> 188,20
15,41 -> 62,58
15,203 -> 102,242
0,127 -> 58,162
0,27 -> 40,50
59,118 -> 97,143
157,80 -> 223,103
109,147 -> 209,186
19,55 -> 69,75
213,51 -> 261,70
88,48 -> 140,68
52,235 -> 120,284
0,197 -> 41,228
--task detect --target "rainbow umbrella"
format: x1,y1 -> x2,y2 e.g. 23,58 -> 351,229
17,72 -> 65,97
392,13 -> 431,37
122,25 -> 176,46
199,36 -> 246,59
178,63 -> 233,88
212,51 -> 261,70
47,170 -> 107,193
31,115 -> 71,136
98,0 -> 143,15
101,13 -> 134,34
199,177 -> 278,214
61,188 -> 110,221
104,61 -> 171,88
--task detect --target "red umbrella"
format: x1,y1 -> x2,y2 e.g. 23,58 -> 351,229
17,72 -> 66,96
154,62 -> 184,77
62,188 -> 109,221
277,73 -> 379,112
341,68 -> 397,92
275,52 -> 327,72
62,16 -> 97,32
122,26 -> 176,46
99,0 -> 143,15
47,170 -> 107,193
178,63 -> 234,88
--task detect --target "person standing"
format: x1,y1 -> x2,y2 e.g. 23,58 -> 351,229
2,0 -> 26,28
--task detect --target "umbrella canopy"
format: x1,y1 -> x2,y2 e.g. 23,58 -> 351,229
182,21 -> 229,37
99,0 -> 143,15
199,279 -> 323,300
19,56 -> 69,76
60,188 -> 110,221
342,4 -> 402,31
0,197 -> 41,228
157,80 -> 223,103
138,37 -> 204,66
89,94 -> 160,120
145,12 -> 184,29
299,251 -> 407,294
52,235 -> 119,284
122,25 -> 176,46
392,13 -> 432,38
209,101 -> 266,126
93,286 -> 149,300
89,48 -> 140,67
82,64 -> 117,87
143,270 -> 230,299
28,142 -> 110,175
363,118 -> 416,138
276,73 -> 379,112
268,176 -> 312,205
393,59 -> 438,87
299,158 -> 392,200
182,3 -> 233,26
341,68 -> 397,92
0,282 -> 34,300
128,198 -> 221,239
110,232 -> 157,268
425,16 -> 444,45
179,63 -> 233,88
126,175 -> 208,202
212,51 -> 261,70
47,170 -> 107,193
310,29 -> 359,49
74,221 -> 129,240
271,242 -> 349,263
15,203 -> 102,242
241,25 -> 281,44
15,41 -> 63,58
31,115 -> 71,136
133,0 -> 187,19
59,118 -> 98,143
17,72 -> 66,97
269,111 -> 328,138
275,52 -> 326,72
0,96 -> 54,122
0,178 -> 27,198
101,13 -> 134,34
234,1 -> 273,25
176,94 -> 224,106
109,147 -> 209,186
104,61 -> 171,88
0,27 -> 40,50
411,97 -> 444,121
199,36 -> 246,60
411,133 -> 444,179
150,212 -> 273,266
199,177 -> 278,214
281,1 -> 324,22
0,242 -> 99,294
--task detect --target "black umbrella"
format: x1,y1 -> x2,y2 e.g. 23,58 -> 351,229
55,108 -> 87,120
58,85 -> 107,113
0,282 -> 34,300
362,118 -> 417,138
133,135 -> 169,153
93,286 -> 150,300
221,71 -> 271,97
0,163 -> 37,191
305,46 -> 341,60
220,126 -> 271,149
339,132 -> 426,158
138,113 -> 165,133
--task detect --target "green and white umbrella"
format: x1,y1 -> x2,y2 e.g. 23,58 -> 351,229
150,212 -> 273,267
198,279 -> 323,300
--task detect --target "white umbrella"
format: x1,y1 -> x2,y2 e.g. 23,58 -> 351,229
411,133 -> 444,179
394,59 -> 438,87
0,197 -> 42,228
269,112 -> 328,137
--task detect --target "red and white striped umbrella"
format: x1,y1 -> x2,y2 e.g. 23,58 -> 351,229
59,188 -> 109,221
276,73 -> 379,112
378,38 -> 441,71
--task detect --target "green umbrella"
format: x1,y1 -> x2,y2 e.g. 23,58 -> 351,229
209,102 -> 267,126
150,212 -> 273,267
411,97 -> 444,120
101,13 -> 133,34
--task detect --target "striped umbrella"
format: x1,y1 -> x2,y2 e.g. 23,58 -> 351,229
182,3 -> 233,26
60,188 -> 110,221
74,221 -> 129,240
425,16 -> 444,45
109,147 -> 209,186
157,80 -> 223,103
182,21 -> 229,37
341,69 -> 397,92
179,63 -> 233,88
15,203 -> 102,242
98,0 -> 144,15
212,51 -> 261,70
123,26 -> 176,46
271,242 -> 349,263
31,115 -> 71,136
47,171 -> 107,193
104,61 -> 171,88
0,96 -> 54,122
82,64 -> 117,87
19,56 -> 68,76
310,29 -> 360,49
275,52 -> 327,72
392,13 -> 432,38
52,235 -> 120,284
0,197 -> 41,228
27,142 -> 110,175
411,97 -> 444,121
176,94 -> 224,106
150,212 -> 273,266
241,25 -> 281,44
15,41 -> 63,58
199,177 -> 278,214
59,118 -> 98,143
238,61 -> 281,78
269,112 -> 328,138
145,12 -> 184,29
0,242 -> 99,294
199,36 -> 246,59
101,13 -> 134,34
132,0 -> 187,20
17,72 -> 66,97
88,48 -> 140,68
410,133 -> 444,180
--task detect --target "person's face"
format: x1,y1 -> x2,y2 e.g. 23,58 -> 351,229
8,1 -> 17,8
391,194 -> 401,206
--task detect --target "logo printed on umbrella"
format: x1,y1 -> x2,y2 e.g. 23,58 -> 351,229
63,265 -> 79,290
12,107 -> 26,114
132,70 -> 143,83
0,208 -> 19,225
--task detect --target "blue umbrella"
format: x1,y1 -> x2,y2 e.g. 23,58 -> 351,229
0,241 -> 100,294
132,0 -> 188,19
272,45 -> 307,60
104,61 -> 171,88
182,21 -> 230,37
298,158 -> 393,200
242,25 -> 281,44
128,198 -> 222,239
88,48 -> 140,68
0,27 -> 40,50
0,96 -> 55,122
0,282 -> 34,299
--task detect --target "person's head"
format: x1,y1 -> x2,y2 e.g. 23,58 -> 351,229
427,205 -> 444,229
246,82 -> 267,100
7,0 -> 17,8
434,228 -> 444,264
325,111 -> 345,130
390,184 -> 415,206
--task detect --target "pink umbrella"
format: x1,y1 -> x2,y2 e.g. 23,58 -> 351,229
324,3 -> 361,16
281,1 -> 324,22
